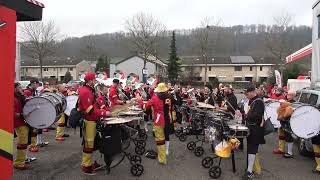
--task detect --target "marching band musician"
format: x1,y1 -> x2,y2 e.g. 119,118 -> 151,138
78,72 -> 110,175
24,79 -> 49,152
96,84 -> 111,111
243,85 -> 265,179
276,100 -> 294,158
271,87 -> 287,155
215,83 -> 225,107
222,85 -> 238,115
145,83 -> 174,164
13,83 -> 30,170
109,79 -> 125,107
55,84 -> 70,142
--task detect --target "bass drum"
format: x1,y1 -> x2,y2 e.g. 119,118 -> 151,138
264,102 -> 281,128
239,97 -> 249,114
23,94 -> 62,129
64,95 -> 78,116
42,92 -> 66,112
290,105 -> 320,139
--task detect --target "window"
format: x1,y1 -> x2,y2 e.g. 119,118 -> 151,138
259,77 -> 267,83
260,66 -> 263,71
25,68 -> 28,72
234,77 -> 242,81
235,66 -> 242,71
209,77 -> 217,82
70,67 -> 73,71
60,68 -> 63,71
299,93 -> 310,104
245,77 -> 253,82
250,66 -> 253,71
309,94 -> 319,106
208,67 -> 211,71
43,68 -> 49,71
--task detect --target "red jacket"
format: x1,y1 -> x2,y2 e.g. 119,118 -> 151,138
14,95 -> 26,128
270,93 -> 285,100
109,85 -> 119,107
78,85 -> 108,121
145,93 -> 171,126
96,95 -> 110,111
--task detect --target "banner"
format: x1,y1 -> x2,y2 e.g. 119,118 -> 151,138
275,70 -> 282,87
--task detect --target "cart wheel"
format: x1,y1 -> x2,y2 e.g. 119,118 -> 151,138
175,129 -> 182,137
201,157 -> 213,168
178,133 -> 187,142
137,140 -> 146,148
130,155 -> 142,164
209,166 -> 222,179
135,146 -> 145,155
131,163 -> 144,177
122,140 -> 130,150
138,132 -> 148,141
187,141 -> 196,151
194,146 -> 204,157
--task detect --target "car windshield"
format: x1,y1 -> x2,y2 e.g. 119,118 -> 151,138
309,94 -> 319,106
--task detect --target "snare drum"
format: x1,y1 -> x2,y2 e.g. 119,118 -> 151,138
23,93 -> 64,129
228,124 -> 249,138
264,101 -> 281,128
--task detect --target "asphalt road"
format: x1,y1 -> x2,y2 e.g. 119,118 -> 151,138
13,124 -> 319,180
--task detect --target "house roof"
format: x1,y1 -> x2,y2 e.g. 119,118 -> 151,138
181,56 -> 279,66
20,56 -> 83,66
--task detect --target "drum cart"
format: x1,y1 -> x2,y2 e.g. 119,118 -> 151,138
95,118 -> 145,177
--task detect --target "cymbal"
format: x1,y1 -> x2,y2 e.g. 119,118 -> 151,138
103,117 -> 140,124
196,102 -> 216,109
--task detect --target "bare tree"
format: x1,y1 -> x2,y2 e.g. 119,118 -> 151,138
266,13 -> 293,62
20,20 -> 60,81
265,13 -> 293,83
125,12 -> 166,68
80,35 -> 99,63
193,17 -> 222,85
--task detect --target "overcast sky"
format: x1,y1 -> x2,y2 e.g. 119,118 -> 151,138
30,0 -> 315,37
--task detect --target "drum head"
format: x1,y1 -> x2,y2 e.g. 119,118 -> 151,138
64,96 -> 78,116
264,102 -> 281,128
23,97 -> 57,129
290,105 -> 320,139
42,92 -> 64,113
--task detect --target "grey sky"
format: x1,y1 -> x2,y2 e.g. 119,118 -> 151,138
35,0 -> 314,37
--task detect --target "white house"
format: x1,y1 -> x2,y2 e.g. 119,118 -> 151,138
110,55 -> 167,81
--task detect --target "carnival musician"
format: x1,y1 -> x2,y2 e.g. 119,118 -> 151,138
78,72 -> 110,175
311,135 -> 320,174
145,83 -> 173,164
215,83 -> 225,107
109,79 -> 125,107
276,99 -> 294,158
271,87 -> 287,155
55,84 -> 70,142
13,83 -> 30,170
244,85 -> 265,179
222,85 -> 238,115
24,79 -> 48,152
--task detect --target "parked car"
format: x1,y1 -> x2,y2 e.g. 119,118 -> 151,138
295,87 -> 320,156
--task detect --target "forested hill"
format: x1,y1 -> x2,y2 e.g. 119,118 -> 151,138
54,24 -> 312,61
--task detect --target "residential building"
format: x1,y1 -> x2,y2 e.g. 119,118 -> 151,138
180,56 -> 277,83
110,55 -> 167,81
20,57 -> 93,81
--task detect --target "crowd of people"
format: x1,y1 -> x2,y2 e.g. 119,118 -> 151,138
13,73 -> 320,178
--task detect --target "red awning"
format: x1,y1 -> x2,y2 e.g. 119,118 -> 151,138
286,44 -> 312,63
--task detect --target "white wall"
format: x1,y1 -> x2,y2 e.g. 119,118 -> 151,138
15,43 -> 21,81
312,2 -> 320,87
116,56 -> 156,80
